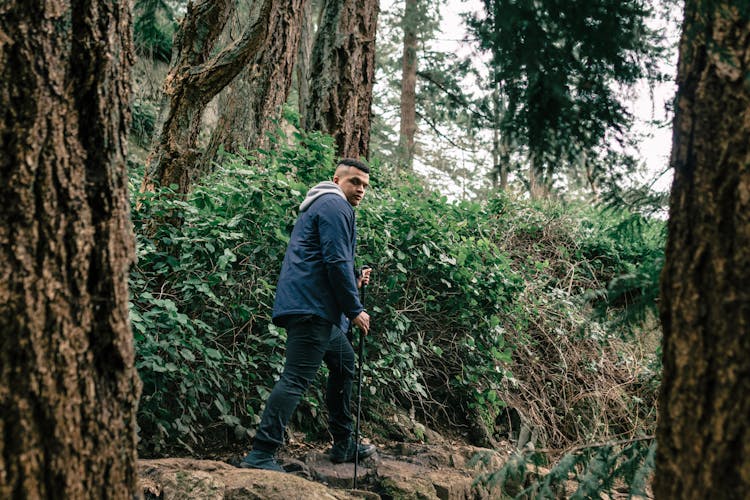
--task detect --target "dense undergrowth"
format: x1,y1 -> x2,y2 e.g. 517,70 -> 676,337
128,130 -> 664,493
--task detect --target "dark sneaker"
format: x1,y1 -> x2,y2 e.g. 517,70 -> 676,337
330,438 -> 377,464
238,450 -> 285,472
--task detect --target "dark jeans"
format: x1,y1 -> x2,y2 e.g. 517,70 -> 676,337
253,314 -> 355,452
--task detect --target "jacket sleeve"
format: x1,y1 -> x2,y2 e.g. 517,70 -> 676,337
317,198 -> 363,319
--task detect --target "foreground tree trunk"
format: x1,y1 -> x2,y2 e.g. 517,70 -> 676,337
656,1 -> 750,498
306,0 -> 379,159
0,1 -> 140,498
397,0 -> 418,172
202,0 -> 306,168
143,0 -> 274,194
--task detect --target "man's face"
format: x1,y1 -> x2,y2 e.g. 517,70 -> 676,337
334,166 -> 370,207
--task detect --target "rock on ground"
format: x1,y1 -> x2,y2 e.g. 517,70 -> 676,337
137,441 -> 513,499
139,458 -> 369,500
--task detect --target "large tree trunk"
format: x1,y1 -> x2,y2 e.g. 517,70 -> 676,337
655,1 -> 750,498
202,0 -> 306,168
202,75 -> 254,169
143,0 -> 274,194
297,0 -> 317,129
397,0 -> 418,172
305,0 -> 379,160
0,1 -> 139,498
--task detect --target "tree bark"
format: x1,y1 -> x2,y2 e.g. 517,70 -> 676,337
656,1 -> 750,498
202,0 -> 306,168
305,0 -> 379,160
397,0 -> 418,172
142,0 -> 274,194
528,154 -> 546,200
0,1 -> 139,498
491,83 -> 509,191
297,0 -> 316,129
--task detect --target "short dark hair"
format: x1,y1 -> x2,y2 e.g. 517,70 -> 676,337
337,158 -> 370,174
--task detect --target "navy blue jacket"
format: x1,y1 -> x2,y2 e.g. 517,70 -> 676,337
272,183 -> 363,330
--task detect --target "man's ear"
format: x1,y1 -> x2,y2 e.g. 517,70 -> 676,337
333,175 -> 341,185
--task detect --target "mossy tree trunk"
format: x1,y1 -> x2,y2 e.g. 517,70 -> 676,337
656,1 -> 750,498
142,0 -> 274,194
202,0 -> 306,169
305,0 -> 379,160
0,1 -> 140,497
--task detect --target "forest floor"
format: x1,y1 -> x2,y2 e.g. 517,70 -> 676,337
138,430 -> 654,499
138,422 -> 519,499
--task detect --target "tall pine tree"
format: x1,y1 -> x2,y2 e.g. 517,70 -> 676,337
469,0 -> 663,198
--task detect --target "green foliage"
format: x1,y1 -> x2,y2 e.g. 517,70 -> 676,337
134,0 -> 179,62
484,196 -> 663,448
130,152 -> 306,454
478,438 -> 655,499
129,131 -> 663,455
262,127 -> 337,186
493,195 -> 665,331
356,174 -> 522,425
574,208 -> 665,331
468,0 -> 670,191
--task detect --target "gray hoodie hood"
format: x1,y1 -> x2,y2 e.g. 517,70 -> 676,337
299,181 -> 347,212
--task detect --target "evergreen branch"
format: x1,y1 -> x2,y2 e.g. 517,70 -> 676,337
417,70 -> 493,123
415,110 -> 481,154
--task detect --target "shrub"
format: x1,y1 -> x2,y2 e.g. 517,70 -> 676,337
129,132 -> 663,456
131,153 -> 308,454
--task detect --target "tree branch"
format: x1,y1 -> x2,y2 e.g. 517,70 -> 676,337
193,0 -> 275,92
417,70 -> 493,123
416,109 -> 482,154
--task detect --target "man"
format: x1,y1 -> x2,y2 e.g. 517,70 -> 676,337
239,158 -> 376,472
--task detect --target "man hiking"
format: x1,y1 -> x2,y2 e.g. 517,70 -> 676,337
239,158 -> 376,472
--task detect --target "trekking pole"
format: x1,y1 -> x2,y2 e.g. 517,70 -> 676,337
353,265 -> 370,490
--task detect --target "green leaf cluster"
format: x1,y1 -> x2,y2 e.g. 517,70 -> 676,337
479,437 -> 655,499
356,174 -> 523,426
130,153 -> 306,454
